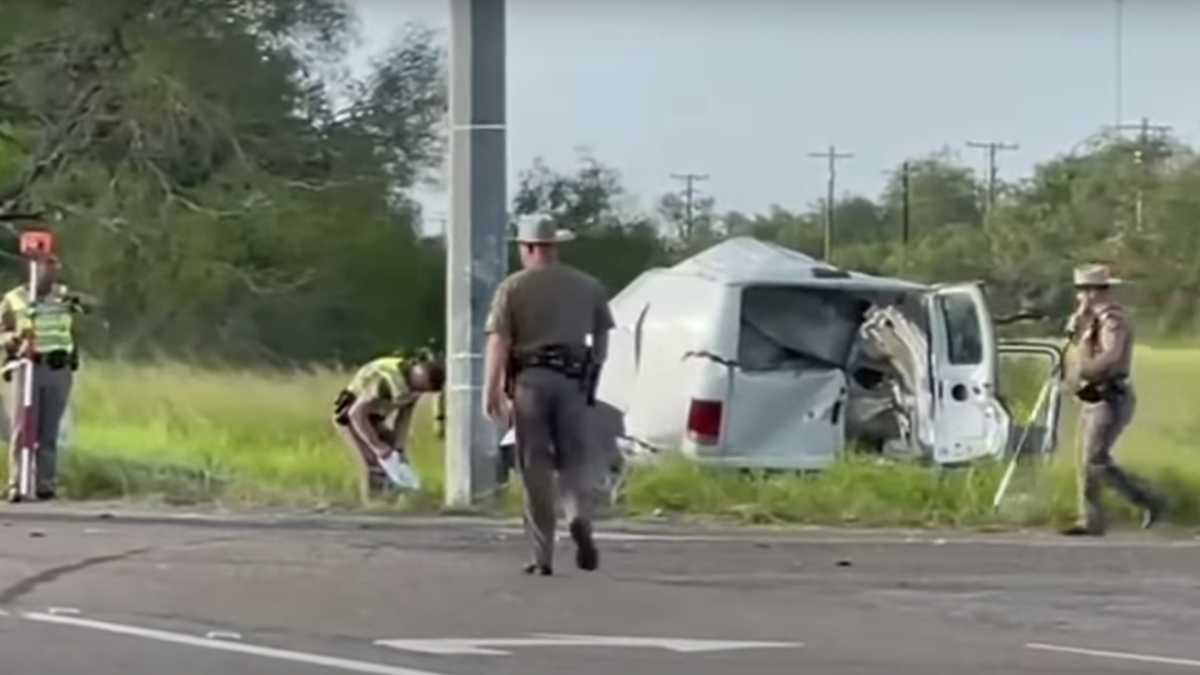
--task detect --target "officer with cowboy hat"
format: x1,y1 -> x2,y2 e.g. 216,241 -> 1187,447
482,213 -> 615,575
1061,262 -> 1166,535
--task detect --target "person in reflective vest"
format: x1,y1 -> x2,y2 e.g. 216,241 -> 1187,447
331,355 -> 445,501
0,254 -> 89,502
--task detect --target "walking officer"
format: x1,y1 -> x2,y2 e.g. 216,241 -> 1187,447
483,214 -> 615,576
1061,263 -> 1166,536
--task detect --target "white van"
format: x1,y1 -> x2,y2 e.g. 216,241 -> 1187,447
593,236 -> 1055,471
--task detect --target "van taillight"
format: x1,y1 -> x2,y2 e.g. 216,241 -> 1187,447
687,399 -> 723,445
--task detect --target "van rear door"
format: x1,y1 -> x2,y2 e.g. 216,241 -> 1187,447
925,283 -> 1011,463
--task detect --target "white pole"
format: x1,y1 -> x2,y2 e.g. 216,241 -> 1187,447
445,0 -> 507,508
19,255 -> 38,498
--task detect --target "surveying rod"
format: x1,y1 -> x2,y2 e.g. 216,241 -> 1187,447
11,230 -> 55,501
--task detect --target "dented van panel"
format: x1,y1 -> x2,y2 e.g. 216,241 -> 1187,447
593,236 -> 1061,473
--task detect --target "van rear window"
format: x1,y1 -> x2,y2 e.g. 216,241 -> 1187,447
737,285 -> 869,371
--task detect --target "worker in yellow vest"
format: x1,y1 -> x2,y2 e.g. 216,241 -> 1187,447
332,354 -> 445,501
0,253 -> 90,502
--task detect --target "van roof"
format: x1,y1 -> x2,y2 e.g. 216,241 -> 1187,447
668,237 -> 930,293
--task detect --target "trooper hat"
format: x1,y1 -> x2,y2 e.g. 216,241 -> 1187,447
511,214 -> 576,244
1073,263 -> 1125,288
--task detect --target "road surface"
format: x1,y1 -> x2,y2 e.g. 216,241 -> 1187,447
1,507 -> 1199,674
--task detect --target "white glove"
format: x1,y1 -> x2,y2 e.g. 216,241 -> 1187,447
378,452 -> 421,491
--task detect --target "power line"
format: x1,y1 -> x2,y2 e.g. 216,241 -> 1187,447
966,140 -> 1019,212
669,173 -> 709,241
807,145 -> 854,260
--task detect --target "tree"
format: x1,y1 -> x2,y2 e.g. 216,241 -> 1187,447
0,1 -> 451,364
879,149 -> 983,241
513,151 -> 639,235
656,190 -> 720,252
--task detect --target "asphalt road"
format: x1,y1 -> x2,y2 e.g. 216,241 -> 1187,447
1,508 -> 1199,675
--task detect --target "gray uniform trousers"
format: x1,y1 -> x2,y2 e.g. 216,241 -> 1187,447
7,362 -> 73,493
1077,386 -> 1160,531
512,367 -> 597,568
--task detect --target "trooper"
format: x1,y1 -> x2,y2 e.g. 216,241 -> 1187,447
483,214 -> 615,576
1062,263 -> 1165,536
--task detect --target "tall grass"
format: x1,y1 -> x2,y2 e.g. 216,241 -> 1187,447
2,346 -> 1198,530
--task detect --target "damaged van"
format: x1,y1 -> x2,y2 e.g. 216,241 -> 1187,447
593,236 -> 1060,471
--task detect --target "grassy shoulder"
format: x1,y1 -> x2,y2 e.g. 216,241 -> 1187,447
3,346 -> 1197,531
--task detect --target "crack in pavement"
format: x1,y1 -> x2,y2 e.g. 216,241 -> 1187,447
0,546 -> 154,606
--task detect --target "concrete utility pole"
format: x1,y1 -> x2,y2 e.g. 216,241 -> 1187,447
669,173 -> 708,241
1111,116 -> 1171,232
966,140 -> 1018,212
807,145 -> 853,261
445,0 -> 506,508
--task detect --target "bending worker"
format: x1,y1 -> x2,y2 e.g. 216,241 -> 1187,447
1,252 -> 90,502
1061,263 -> 1166,536
483,214 -> 615,576
332,354 -> 445,500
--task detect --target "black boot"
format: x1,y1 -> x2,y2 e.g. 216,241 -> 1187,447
570,519 -> 599,571
523,562 -> 553,576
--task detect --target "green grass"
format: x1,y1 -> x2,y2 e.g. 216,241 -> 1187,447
3,346 -> 1199,531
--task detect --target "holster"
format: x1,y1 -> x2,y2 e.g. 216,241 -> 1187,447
511,344 -> 592,391
1076,378 -> 1127,404
333,389 -> 356,425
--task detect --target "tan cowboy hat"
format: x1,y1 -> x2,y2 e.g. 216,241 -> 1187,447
1073,263 -> 1125,288
511,214 -> 576,244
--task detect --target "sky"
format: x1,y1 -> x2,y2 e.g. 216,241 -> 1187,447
345,0 -> 1200,232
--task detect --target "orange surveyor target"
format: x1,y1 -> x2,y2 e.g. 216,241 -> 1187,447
19,230 -> 55,259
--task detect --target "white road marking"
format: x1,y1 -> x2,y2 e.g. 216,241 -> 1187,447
375,634 -> 802,656
205,630 -> 243,641
48,607 -> 80,616
23,612 -> 450,675
1027,642 -> 1200,668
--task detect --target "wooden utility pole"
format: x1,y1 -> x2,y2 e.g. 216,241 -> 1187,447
808,145 -> 854,260
966,140 -> 1019,213
1111,116 -> 1171,232
669,173 -> 709,241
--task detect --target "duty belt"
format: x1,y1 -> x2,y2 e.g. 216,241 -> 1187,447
511,344 -> 588,379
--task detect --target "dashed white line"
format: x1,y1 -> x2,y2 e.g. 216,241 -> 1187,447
1027,642 -> 1200,668
48,607 -> 80,616
205,630 -> 243,641
23,612 -> 449,675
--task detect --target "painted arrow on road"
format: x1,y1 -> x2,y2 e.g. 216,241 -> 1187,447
374,633 -> 802,656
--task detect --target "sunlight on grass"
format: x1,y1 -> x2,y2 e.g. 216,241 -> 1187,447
2,345 -> 1195,531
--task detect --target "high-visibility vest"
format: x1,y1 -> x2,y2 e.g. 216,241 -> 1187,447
5,284 -> 75,354
346,357 -> 413,407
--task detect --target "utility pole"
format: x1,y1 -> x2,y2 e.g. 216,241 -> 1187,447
445,0 -> 506,508
881,162 -> 912,246
966,140 -> 1019,213
807,145 -> 853,260
1110,116 -> 1172,232
669,173 -> 709,241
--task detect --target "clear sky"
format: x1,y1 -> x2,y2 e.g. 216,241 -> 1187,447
346,0 -> 1200,229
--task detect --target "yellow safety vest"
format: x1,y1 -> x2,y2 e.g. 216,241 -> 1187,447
346,357 -> 413,408
5,284 -> 75,354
